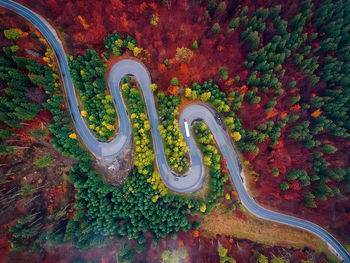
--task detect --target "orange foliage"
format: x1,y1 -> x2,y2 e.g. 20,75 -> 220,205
48,206 -> 54,215
266,109 -> 278,119
271,140 -> 284,148
192,230 -> 199,238
239,85 -> 248,96
148,2 -> 157,10
120,13 -> 128,30
77,15 -> 89,30
139,2 -> 148,13
281,112 -> 288,119
311,108 -> 322,118
284,194 -> 294,200
225,78 -> 234,86
221,160 -> 228,173
34,29 -> 41,37
63,180 -> 68,193
232,191 -> 238,196
227,97 -> 235,103
290,104 -> 301,111
15,28 -> 23,35
73,32 -> 87,44
167,85 -> 179,95
169,58 -> 177,65
217,45 -> 224,52
180,63 -> 189,75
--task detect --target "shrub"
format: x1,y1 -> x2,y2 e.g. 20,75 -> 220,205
34,155 -> 55,168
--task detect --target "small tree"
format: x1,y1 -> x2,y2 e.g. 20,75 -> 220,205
218,67 -> 228,80
322,144 -> 338,154
258,254 -> 269,263
192,40 -> 198,50
289,96 -> 300,105
229,17 -> 240,29
279,182 -> 289,191
217,2 -> 226,12
288,81 -> 296,88
250,96 -> 261,104
170,77 -> 179,86
4,29 -> 22,40
303,192 -> 317,208
164,59 -> 169,67
212,23 -> 221,35
271,166 -> 279,176
150,83 -> 158,92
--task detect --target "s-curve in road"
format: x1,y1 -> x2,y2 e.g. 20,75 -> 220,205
1,0 -> 349,262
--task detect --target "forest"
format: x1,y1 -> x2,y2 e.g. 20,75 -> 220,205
0,0 -> 349,262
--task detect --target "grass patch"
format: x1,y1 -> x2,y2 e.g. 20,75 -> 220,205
326,253 -> 341,263
32,129 -> 46,137
20,184 -> 35,196
201,204 -> 329,252
34,155 -> 55,168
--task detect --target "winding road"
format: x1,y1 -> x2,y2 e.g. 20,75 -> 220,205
1,0 -> 349,262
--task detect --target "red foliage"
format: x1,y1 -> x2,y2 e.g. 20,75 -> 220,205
0,236 -> 10,263
290,180 -> 301,191
28,109 -> 53,129
235,209 -> 247,221
25,54 -> 47,66
296,251 -> 307,260
243,152 -> 258,161
47,184 -> 65,214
